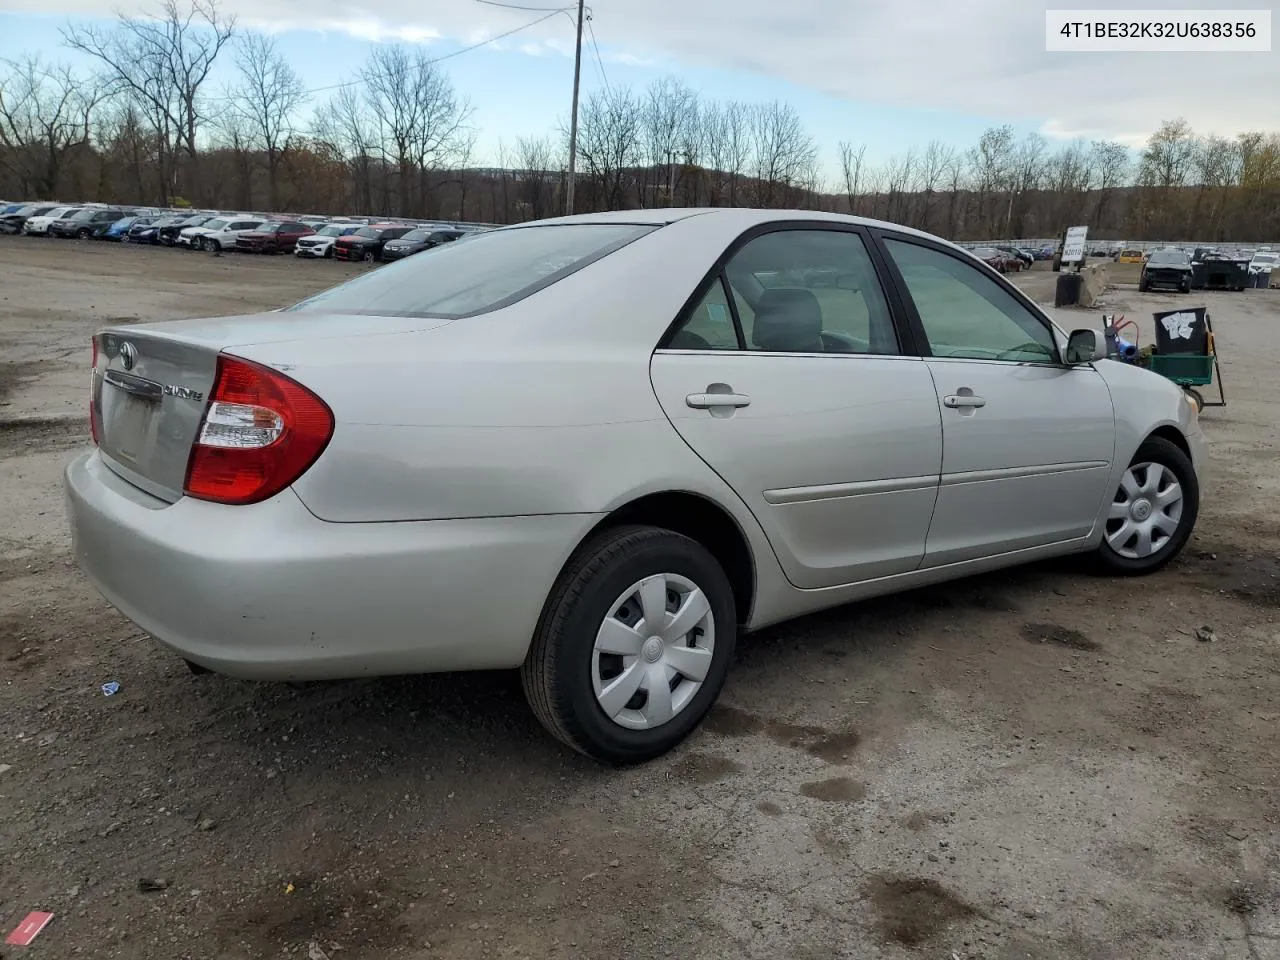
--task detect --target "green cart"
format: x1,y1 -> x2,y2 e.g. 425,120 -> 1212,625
1141,308 -> 1225,410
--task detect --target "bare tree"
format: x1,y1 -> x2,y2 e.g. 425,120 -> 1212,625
1090,139 -> 1129,227
227,31 -> 305,209
916,140 -> 950,230
883,148 -> 916,223
747,101 -> 817,207
515,134 -> 558,220
360,45 -> 471,217
641,77 -> 696,207
838,140 -> 867,215
0,56 -> 104,198
312,84 -> 376,214
63,0 -> 235,203
576,86 -> 642,212
1006,133 -> 1048,237
967,125 -> 1015,235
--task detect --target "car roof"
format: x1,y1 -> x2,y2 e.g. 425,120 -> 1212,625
523,207 -> 976,254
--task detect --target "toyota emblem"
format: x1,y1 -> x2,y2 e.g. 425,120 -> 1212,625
119,341 -> 137,370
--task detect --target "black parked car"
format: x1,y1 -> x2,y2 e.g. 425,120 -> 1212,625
332,223 -> 414,262
48,207 -> 132,239
380,227 -> 468,262
156,215 -> 214,246
0,203 -> 58,235
1139,248 -> 1193,293
126,216 -> 181,244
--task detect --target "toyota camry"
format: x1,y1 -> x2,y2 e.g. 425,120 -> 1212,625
66,208 -> 1207,764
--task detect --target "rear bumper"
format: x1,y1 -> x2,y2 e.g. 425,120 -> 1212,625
65,451 -> 598,680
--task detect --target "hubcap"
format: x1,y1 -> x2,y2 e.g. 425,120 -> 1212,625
592,573 -> 715,731
1106,462 -> 1183,559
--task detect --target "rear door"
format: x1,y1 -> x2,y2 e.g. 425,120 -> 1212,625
649,224 -> 941,589
875,233 -> 1116,567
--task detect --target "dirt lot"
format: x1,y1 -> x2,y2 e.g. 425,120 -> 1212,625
1,236 -> 1278,960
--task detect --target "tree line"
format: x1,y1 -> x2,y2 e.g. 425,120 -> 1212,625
1,0 -> 1278,241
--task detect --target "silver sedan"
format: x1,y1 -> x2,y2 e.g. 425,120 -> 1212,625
65,208 -> 1207,763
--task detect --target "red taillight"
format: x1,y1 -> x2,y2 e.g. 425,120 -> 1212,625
183,355 -> 333,505
89,336 -> 99,445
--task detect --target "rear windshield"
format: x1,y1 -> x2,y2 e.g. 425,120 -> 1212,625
288,223 -> 656,319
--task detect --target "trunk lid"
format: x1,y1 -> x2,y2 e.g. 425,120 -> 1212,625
92,312 -> 451,502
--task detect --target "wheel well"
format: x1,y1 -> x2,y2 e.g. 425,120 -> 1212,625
589,492 -> 755,625
1147,425 -> 1190,458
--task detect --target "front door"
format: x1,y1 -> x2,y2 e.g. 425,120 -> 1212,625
649,226 -> 942,589
878,236 -> 1116,567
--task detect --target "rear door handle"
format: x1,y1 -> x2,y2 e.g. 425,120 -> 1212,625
686,392 -> 751,409
943,394 -> 986,409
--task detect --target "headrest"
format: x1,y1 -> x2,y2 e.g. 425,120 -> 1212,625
752,288 -> 824,352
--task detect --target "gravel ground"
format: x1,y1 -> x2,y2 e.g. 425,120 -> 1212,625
0,236 -> 1277,960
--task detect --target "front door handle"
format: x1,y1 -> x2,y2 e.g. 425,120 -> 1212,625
943,394 -> 986,409
686,392 -> 751,409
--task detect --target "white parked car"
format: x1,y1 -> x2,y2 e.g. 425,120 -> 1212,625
23,205 -> 82,235
195,218 -> 267,252
295,222 -> 365,258
66,208 -> 1207,764
177,216 -> 235,249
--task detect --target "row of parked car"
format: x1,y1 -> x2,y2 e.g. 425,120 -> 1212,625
962,244 -> 1054,274
0,201 -> 492,264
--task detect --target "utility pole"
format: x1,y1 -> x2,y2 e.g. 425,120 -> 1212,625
564,0 -> 585,215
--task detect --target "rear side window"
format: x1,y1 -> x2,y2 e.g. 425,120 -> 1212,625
288,224 -> 656,319
665,229 -> 899,355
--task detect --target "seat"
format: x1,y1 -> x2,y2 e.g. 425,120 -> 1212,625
751,288 -> 825,353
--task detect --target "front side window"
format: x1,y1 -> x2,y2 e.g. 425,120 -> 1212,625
288,223 -> 656,319
883,239 -> 1058,364
665,229 -> 899,355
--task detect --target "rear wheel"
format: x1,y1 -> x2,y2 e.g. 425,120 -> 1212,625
1093,437 -> 1198,576
522,525 -> 737,764
77,228 -> 91,240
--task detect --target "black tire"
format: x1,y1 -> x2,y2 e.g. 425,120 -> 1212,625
1185,388 -> 1205,412
522,525 -> 737,764
1093,436 -> 1199,576
363,250 -> 376,263
1180,280 -> 1191,294
77,228 -> 91,240
1138,276 -> 1150,292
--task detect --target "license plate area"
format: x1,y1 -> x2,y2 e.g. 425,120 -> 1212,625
101,380 -> 159,464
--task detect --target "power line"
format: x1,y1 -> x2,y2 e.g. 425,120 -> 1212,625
473,0 -> 575,11
204,8 -> 564,102
586,15 -> 608,90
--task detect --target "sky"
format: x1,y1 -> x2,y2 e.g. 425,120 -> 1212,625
0,0 -> 1276,183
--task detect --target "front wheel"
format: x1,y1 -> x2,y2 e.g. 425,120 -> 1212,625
1093,436 -> 1199,576
522,525 -> 737,764
363,250 -> 376,263
77,228 -> 91,240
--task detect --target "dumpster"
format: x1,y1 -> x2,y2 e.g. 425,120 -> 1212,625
1190,249 -> 1250,291
1054,272 -> 1082,306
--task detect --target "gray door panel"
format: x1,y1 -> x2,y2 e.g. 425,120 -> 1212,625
651,352 -> 942,588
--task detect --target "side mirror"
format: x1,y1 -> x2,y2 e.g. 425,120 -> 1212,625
1065,328 -> 1106,364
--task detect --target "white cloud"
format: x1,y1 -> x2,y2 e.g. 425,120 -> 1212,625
3,0 -> 1275,141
